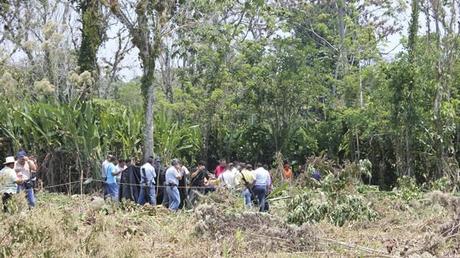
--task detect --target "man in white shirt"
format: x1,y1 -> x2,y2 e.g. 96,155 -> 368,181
1,156 -> 23,212
219,163 -> 237,189
14,150 -> 37,208
253,163 -> 271,212
115,159 -> 127,184
165,159 -> 183,211
138,156 -> 157,205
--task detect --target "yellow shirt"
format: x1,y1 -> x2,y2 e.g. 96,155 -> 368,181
235,169 -> 255,186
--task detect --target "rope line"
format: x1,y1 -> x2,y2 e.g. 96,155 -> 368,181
41,178 -> 222,190
91,178 -> 216,189
43,180 -> 81,189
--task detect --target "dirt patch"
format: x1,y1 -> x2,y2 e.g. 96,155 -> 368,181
193,204 -> 318,254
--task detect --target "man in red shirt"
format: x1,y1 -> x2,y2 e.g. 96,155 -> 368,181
214,159 -> 226,178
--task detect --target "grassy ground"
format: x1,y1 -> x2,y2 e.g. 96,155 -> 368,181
0,188 -> 458,257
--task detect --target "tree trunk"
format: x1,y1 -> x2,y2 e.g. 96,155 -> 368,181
162,45 -> 174,103
78,0 -> 103,99
334,0 -> 347,84
140,3 -> 165,162
405,0 -> 419,177
432,1 -> 444,179
142,68 -> 155,161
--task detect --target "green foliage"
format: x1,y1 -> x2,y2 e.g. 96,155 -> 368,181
429,177 -> 452,192
395,176 -> 422,201
1,0 -> 459,191
0,97 -> 201,186
154,109 -> 202,164
287,189 -> 377,227
288,160 -> 379,227
78,0 -> 104,74
115,80 -> 143,111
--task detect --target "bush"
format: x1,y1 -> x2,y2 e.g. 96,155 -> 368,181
286,189 -> 378,227
430,177 -> 452,192
395,176 -> 422,201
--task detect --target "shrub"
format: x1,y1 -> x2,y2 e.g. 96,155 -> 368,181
286,189 -> 378,227
395,176 -> 422,201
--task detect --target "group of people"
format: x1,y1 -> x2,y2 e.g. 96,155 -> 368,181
101,156 -> 274,212
212,159 -> 272,211
0,151 -> 37,212
0,150 -> 314,213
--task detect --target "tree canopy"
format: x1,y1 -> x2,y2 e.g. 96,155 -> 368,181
0,0 -> 458,189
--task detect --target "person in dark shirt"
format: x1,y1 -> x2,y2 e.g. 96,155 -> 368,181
189,161 -> 211,205
191,161 -> 208,187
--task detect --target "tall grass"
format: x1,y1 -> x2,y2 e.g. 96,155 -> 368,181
0,98 -> 201,192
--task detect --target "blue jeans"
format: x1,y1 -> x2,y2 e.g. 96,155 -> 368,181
242,188 -> 252,208
18,185 -> 35,208
166,185 -> 180,211
106,183 -> 119,201
253,185 -> 267,212
138,183 -> 157,205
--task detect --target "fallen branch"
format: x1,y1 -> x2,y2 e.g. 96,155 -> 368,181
319,238 -> 398,258
268,196 -> 292,202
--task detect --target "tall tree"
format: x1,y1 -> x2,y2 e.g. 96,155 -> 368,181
405,0 -> 419,177
76,0 -> 105,99
105,0 -> 184,161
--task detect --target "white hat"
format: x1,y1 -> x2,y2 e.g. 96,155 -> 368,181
3,156 -> 15,165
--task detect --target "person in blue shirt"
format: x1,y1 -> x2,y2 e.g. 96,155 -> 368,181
165,159 -> 183,211
105,156 -> 118,201
138,156 -> 157,206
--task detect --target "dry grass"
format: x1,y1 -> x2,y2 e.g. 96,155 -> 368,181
1,189 -> 460,257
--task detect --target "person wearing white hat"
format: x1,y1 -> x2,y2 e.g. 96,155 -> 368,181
0,156 -> 23,212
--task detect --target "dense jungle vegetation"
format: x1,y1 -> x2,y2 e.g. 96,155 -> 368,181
0,0 -> 458,190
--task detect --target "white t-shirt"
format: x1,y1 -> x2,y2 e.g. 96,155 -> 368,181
14,161 -> 31,181
219,169 -> 237,189
101,160 -> 109,178
165,166 -> 180,185
140,163 -> 156,185
253,167 -> 270,186
115,165 -> 127,182
181,166 -> 190,175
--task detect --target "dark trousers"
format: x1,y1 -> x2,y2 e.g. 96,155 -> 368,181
253,185 -> 267,212
2,193 -> 12,212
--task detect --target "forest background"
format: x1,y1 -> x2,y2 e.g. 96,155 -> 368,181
0,0 -> 458,191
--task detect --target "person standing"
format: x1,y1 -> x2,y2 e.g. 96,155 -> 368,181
14,150 -> 37,208
179,164 -> 190,209
165,159 -> 183,211
219,163 -> 237,189
1,156 -> 23,212
138,156 -> 157,206
105,156 -> 118,201
214,159 -> 226,178
115,159 -> 127,201
190,161 -> 209,204
236,164 -> 255,208
253,163 -> 271,212
115,159 -> 127,184
101,154 -> 113,196
190,161 -> 209,191
283,160 -> 293,182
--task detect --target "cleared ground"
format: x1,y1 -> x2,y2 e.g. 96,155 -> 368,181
0,188 -> 458,257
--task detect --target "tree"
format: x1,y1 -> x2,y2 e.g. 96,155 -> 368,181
76,0 -> 105,99
105,0 -> 192,161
